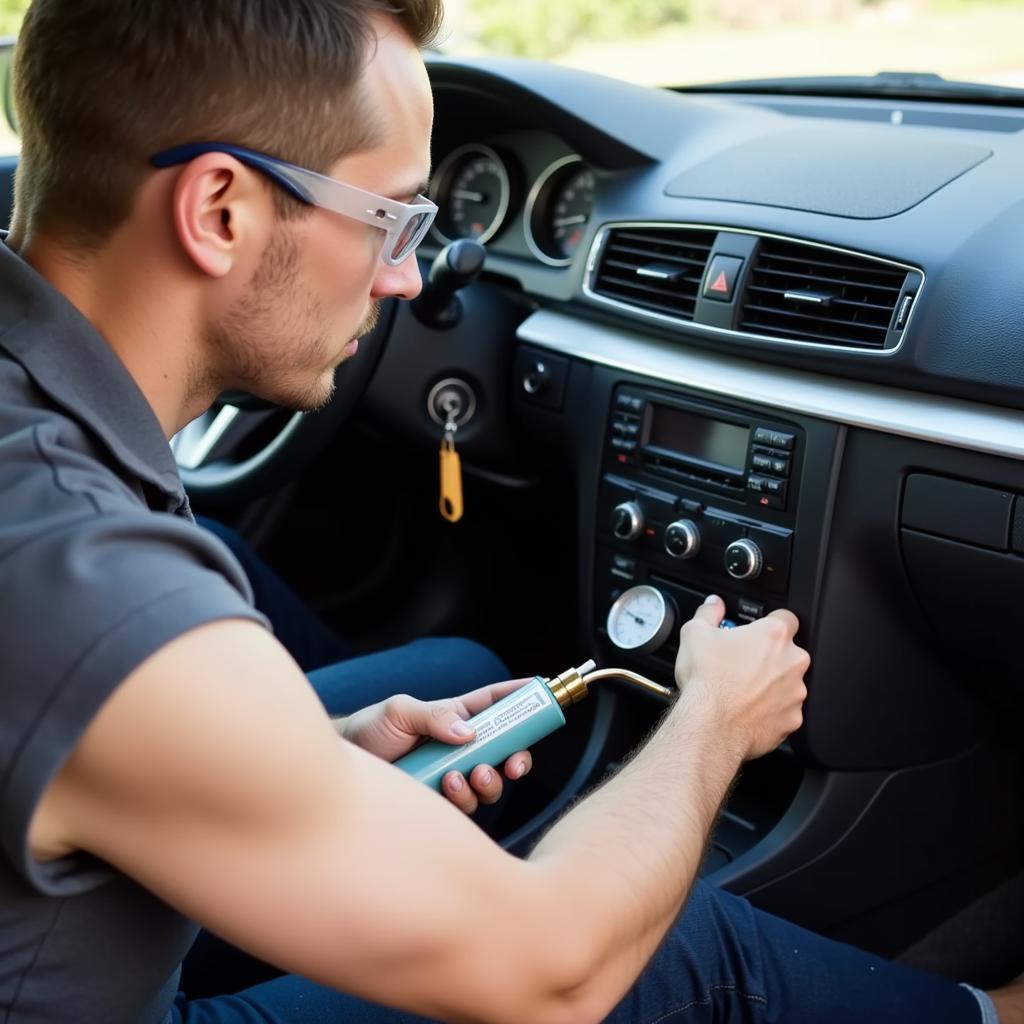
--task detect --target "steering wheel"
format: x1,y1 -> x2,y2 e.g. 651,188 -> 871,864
173,299 -> 396,505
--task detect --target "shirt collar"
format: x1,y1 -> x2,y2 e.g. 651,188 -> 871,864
0,240 -> 186,502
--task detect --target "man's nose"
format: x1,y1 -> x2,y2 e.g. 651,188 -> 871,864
370,253 -> 424,302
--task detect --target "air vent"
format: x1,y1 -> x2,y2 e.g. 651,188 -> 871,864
740,238 -> 909,349
591,227 -> 716,322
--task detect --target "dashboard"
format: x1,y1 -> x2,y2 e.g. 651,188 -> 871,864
353,53 -> 1024,969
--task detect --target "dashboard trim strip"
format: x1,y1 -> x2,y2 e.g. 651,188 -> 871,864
517,309 -> 1024,459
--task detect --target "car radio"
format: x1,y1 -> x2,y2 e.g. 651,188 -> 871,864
597,386 -> 802,665
608,388 -> 796,511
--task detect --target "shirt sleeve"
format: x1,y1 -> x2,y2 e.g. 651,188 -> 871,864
0,509 -> 270,896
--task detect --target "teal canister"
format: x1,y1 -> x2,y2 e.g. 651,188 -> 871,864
395,674 -> 567,791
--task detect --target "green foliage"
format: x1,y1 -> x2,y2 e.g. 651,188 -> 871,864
0,0 -> 28,37
468,0 -> 693,60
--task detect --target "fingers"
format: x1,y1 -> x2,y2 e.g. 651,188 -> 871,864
441,752 -> 532,816
687,593 -> 726,628
386,694 -> 477,745
458,677 -> 533,716
765,607 -> 800,637
442,771 -> 479,815
502,750 -> 532,781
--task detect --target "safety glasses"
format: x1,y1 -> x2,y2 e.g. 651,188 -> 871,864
150,142 -> 437,266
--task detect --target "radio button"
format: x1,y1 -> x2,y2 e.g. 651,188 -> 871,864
753,428 -> 795,451
746,475 -> 768,493
770,457 -> 790,477
765,479 -> 786,498
737,597 -> 765,622
751,453 -> 773,472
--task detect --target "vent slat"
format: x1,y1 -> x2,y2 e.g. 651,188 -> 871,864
741,302 -> 891,333
739,239 -> 908,349
745,285 -> 895,313
759,251 -> 906,280
592,226 -> 717,322
753,266 -> 903,296
600,275 -> 701,301
739,321 -> 884,349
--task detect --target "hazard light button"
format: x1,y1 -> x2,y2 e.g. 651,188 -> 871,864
702,255 -> 744,303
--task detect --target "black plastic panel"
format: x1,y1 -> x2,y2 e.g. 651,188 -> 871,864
902,473 -> 1013,550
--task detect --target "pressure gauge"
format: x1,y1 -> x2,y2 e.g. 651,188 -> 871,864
606,585 -> 676,656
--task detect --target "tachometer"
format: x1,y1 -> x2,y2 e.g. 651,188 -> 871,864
430,143 -> 511,245
525,156 -> 597,266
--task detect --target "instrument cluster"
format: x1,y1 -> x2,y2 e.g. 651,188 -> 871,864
428,141 -> 597,267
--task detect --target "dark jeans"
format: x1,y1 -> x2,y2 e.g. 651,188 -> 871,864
174,521 -> 984,1023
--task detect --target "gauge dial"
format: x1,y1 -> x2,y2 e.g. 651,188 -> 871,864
431,144 -> 511,245
606,585 -> 676,655
525,156 -> 597,266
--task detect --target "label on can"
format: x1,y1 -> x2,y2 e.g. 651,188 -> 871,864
415,677 -> 553,776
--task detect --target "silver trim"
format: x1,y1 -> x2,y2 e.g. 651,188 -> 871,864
517,309 -> 1024,460
172,404 -> 240,470
583,222 -> 924,358
429,143 -> 511,247
522,154 -> 587,268
427,377 -> 478,428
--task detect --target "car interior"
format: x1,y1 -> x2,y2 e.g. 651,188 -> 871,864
2,40 -> 1023,992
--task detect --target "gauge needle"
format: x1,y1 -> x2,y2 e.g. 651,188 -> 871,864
553,214 -> 587,227
623,609 -> 646,626
453,189 -> 485,202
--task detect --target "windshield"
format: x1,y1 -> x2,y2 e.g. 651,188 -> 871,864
439,0 -> 1024,92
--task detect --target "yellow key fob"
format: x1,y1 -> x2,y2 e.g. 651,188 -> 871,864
439,438 -> 463,523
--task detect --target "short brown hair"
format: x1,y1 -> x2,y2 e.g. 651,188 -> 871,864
12,0 -> 443,247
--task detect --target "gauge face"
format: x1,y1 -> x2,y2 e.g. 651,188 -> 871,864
431,144 -> 511,245
525,157 -> 597,266
606,585 -> 675,655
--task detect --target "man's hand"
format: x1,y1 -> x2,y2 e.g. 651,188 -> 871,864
673,595 -> 810,760
339,679 -> 534,814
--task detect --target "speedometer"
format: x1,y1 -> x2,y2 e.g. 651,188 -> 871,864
525,156 -> 597,266
430,144 -> 511,245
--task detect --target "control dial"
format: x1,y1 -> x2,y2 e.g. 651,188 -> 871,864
664,519 -> 701,559
611,501 -> 644,541
724,539 -> 764,581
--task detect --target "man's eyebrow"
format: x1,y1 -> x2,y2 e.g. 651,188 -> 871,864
387,180 -> 430,202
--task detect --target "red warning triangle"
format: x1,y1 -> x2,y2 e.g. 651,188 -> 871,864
709,270 -> 729,293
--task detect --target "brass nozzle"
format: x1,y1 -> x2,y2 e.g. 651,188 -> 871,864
546,659 -> 595,708
545,660 -> 674,708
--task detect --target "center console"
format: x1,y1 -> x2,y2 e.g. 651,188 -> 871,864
596,385 -> 803,674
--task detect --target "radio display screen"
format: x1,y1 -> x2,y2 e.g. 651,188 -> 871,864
647,405 -> 748,474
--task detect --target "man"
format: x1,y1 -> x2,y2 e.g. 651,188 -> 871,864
0,2 -> 1017,1022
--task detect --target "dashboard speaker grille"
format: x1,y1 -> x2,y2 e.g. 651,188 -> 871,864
739,238 -> 908,349
591,227 -> 716,322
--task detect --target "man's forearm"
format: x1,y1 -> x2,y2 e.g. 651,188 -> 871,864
526,690 -> 743,1017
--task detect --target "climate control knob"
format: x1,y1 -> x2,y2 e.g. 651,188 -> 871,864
724,538 -> 764,580
664,519 -> 701,559
611,501 -> 644,541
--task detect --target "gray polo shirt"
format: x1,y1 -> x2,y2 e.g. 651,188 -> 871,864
0,241 -> 269,1023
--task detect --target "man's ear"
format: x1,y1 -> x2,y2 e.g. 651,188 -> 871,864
170,153 -> 270,278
